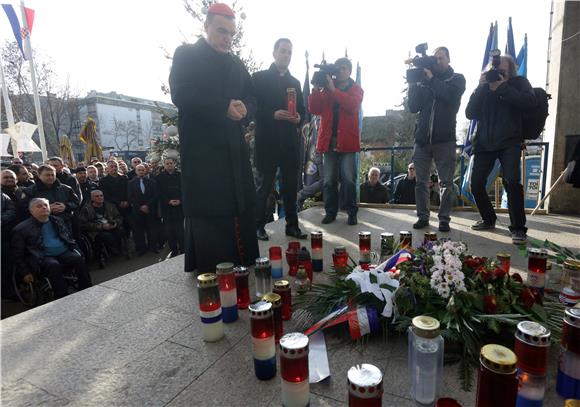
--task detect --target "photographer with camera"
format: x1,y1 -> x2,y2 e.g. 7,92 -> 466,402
309,58 -> 364,225
407,46 -> 465,232
466,54 -> 536,244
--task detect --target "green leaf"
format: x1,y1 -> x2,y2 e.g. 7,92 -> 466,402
369,273 -> 378,284
530,303 -> 548,322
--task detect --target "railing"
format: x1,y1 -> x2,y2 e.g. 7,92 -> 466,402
359,142 -> 550,204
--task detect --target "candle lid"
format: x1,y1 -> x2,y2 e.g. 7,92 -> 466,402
347,364 -> 383,398
279,332 -> 309,355
527,248 -> 548,258
197,273 -> 218,287
424,232 -> 437,240
564,306 -> 580,328
380,232 -> 394,238
480,344 -> 517,374
334,246 -> 347,254
399,230 -> 411,236
516,321 -> 550,347
249,300 -> 272,317
262,292 -> 282,307
564,259 -> 580,271
412,315 -> 440,338
310,230 -> 323,237
497,252 -> 511,259
359,231 -> 371,237
216,262 -> 234,274
274,280 -> 290,290
233,266 -> 249,275
255,257 -> 270,267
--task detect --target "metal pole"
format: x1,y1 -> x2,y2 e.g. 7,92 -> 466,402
20,1 -> 47,162
0,53 -> 17,155
390,147 -> 395,196
541,142 -> 549,204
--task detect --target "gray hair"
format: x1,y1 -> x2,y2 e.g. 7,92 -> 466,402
29,197 -> 49,210
368,167 -> 381,178
90,189 -> 104,197
501,55 -> 518,78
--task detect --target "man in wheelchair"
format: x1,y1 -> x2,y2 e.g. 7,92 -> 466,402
79,190 -> 124,266
11,198 -> 93,299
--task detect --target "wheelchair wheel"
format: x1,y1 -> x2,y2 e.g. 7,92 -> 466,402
78,234 -> 93,264
12,272 -> 54,306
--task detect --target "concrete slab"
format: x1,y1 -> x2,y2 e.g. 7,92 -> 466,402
1,208 -> 578,406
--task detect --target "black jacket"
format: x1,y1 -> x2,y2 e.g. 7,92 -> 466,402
156,170 -> 182,215
57,172 -> 81,203
465,76 -> 536,153
11,215 -> 78,279
393,176 -> 416,204
169,38 -> 256,217
252,63 -> 305,171
79,180 -> 99,207
408,67 -> 466,145
360,182 -> 389,204
99,174 -> 129,206
128,177 -> 158,215
20,179 -> 80,221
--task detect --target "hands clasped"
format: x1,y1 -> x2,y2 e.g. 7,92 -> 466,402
227,99 -> 247,121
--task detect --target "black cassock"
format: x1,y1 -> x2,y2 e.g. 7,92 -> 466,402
169,38 -> 259,274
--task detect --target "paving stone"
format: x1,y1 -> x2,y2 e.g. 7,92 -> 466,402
1,380 -> 70,406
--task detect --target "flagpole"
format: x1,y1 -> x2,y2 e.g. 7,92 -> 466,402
20,0 -> 47,161
0,52 -> 18,154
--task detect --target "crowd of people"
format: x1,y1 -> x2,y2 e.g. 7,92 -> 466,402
1,155 -> 184,301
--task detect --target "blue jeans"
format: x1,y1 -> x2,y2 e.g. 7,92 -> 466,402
471,145 -> 527,232
323,152 -> 358,217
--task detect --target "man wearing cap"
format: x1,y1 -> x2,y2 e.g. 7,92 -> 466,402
309,57 -> 364,225
169,3 -> 258,274
252,38 -> 306,241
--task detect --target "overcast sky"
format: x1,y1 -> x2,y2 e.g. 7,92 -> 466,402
1,0 -> 554,123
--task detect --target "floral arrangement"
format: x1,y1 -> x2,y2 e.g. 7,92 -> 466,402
294,240 -> 566,390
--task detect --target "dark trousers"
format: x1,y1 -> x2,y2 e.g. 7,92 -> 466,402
94,229 -> 123,258
162,208 -> 184,253
42,250 -> 92,299
132,211 -> 158,253
255,156 -> 299,229
471,145 -> 527,232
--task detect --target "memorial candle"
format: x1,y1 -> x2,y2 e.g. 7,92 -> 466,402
269,246 -> 283,279
216,262 -> 238,323
280,333 -> 310,407
255,257 -> 272,299
497,252 -> 511,274
556,306 -> 580,399
287,88 -> 297,116
274,280 -> 292,321
475,344 -> 518,407
399,231 -> 412,249
347,364 -> 383,407
311,231 -> 323,272
514,321 -> 550,407
249,300 -> 277,380
286,241 -> 300,277
197,273 -> 224,342
333,246 -> 349,275
380,232 -> 394,262
424,232 -> 437,244
263,292 -> 283,343
234,266 -> 250,309
527,248 -> 548,294
359,231 -> 371,269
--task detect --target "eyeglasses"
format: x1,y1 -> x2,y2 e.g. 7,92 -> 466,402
408,167 -> 415,170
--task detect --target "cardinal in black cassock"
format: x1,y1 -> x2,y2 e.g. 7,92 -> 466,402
168,3 -> 259,274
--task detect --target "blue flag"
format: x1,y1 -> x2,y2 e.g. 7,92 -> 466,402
2,4 -> 24,59
506,17 -> 517,58
516,34 -> 528,77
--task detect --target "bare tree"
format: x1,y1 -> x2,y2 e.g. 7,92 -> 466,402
109,118 -> 139,151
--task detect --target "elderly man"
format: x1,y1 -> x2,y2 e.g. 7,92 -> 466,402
127,157 -> 142,180
360,167 -> 388,204
393,163 -> 417,204
79,190 -> 123,267
169,3 -> 259,273
11,198 -> 92,299
128,164 -> 159,255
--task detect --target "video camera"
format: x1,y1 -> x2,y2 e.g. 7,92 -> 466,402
406,43 -> 438,83
311,62 -> 340,88
484,49 -> 503,83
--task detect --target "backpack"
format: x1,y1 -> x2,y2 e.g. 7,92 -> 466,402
522,88 -> 551,140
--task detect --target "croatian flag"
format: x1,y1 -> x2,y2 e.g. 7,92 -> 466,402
379,249 -> 412,272
2,3 -> 35,60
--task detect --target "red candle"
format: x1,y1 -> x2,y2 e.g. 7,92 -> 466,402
514,321 -> 550,375
249,301 -> 276,380
216,262 -> 238,323
333,246 -> 349,275
475,344 -> 518,407
359,231 -> 371,268
527,248 -> 548,293
497,252 -> 511,274
347,364 -> 383,407
311,231 -> 323,250
311,231 -> 323,273
399,231 -> 412,249
280,333 -> 310,407
263,292 -> 283,344
197,273 -> 224,342
274,280 -> 292,321
234,266 -> 251,309
286,241 -> 300,277
287,88 -> 297,116
270,246 -> 283,279
424,232 -> 437,244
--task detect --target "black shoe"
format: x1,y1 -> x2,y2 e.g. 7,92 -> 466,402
347,214 -> 357,225
471,220 -> 495,230
438,222 -> 450,232
321,215 -> 336,224
286,226 -> 307,239
256,227 -> 269,241
413,219 -> 429,229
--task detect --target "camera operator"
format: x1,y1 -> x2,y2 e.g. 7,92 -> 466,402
408,46 -> 465,232
309,58 -> 364,225
465,55 -> 536,244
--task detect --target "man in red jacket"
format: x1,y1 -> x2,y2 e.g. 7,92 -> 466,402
308,58 -> 364,225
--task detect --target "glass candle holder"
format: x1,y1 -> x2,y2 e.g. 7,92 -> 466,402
197,273 -> 224,342
286,241 -> 300,277
359,231 -> 371,267
294,266 -> 311,294
216,262 -> 238,323
424,232 -> 437,244
234,266 -> 250,309
249,301 -> 276,380
527,248 -> 548,293
497,252 -> 511,274
298,247 -> 313,283
333,246 -> 349,275
475,344 -> 518,407
562,259 -> 580,291
380,232 -> 394,261
347,364 -> 383,407
255,257 -> 272,299
556,307 -> 580,399
311,231 -> 323,272
287,87 -> 297,116
274,280 -> 292,321
514,321 -> 550,375
280,333 -> 309,407
263,292 -> 283,344
269,246 -> 283,279
399,231 -> 412,249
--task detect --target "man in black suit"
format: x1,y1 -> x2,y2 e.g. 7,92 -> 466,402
128,164 -> 159,255
156,157 -> 184,257
252,38 -> 306,241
